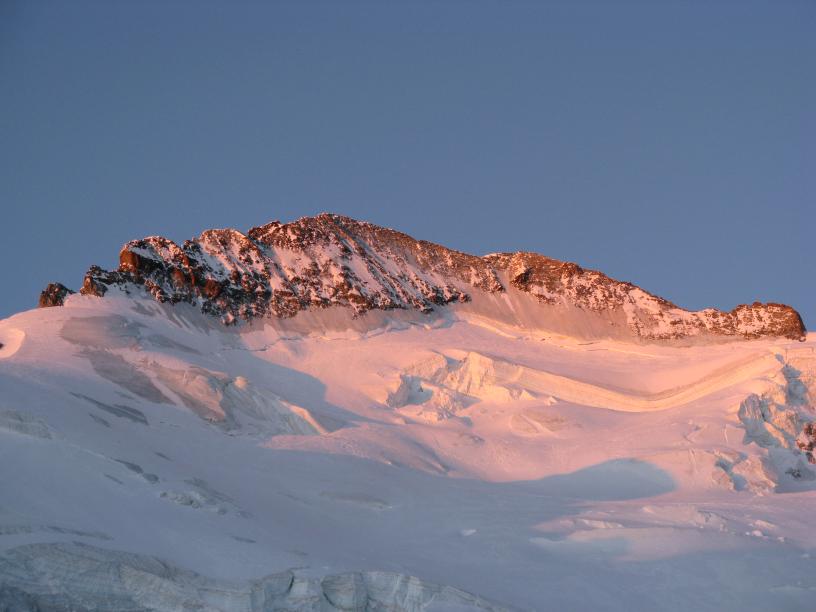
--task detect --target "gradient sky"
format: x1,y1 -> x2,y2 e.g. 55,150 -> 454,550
1,1 -> 814,325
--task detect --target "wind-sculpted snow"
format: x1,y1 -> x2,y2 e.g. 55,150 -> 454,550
383,349 -> 785,415
39,213 -> 805,341
55,313 -> 332,435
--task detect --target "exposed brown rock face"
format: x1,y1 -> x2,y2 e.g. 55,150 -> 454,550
485,251 -> 807,341
38,283 -> 75,308
41,213 -> 806,341
76,215 -> 503,323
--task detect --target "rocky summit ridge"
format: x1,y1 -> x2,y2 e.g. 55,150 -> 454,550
39,213 -> 806,341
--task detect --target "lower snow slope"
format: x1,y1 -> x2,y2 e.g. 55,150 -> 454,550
1,295 -> 815,611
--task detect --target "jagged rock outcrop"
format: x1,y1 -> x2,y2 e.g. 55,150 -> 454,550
486,251 -> 806,341
77,215 -> 504,323
38,282 -> 75,308
42,213 -> 806,341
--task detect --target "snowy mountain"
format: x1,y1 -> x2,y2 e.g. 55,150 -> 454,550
41,213 -> 805,341
1,214 -> 815,611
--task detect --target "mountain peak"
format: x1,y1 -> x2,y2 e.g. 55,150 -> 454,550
39,214 -> 806,341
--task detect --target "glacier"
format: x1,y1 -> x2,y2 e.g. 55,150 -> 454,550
1,215 -> 814,611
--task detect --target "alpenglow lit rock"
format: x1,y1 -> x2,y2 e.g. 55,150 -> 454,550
42,213 -> 805,341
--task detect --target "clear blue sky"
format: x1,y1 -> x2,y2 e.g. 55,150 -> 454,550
1,1 -> 814,325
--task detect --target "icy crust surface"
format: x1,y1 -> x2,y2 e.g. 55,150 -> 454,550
0,543 -> 506,612
64,214 -> 804,341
